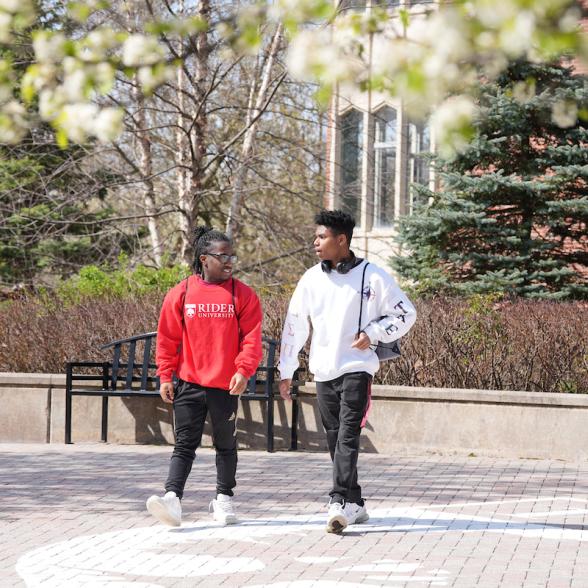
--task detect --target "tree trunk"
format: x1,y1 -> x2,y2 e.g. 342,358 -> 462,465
176,0 -> 192,263
181,0 -> 211,264
134,85 -> 163,267
226,23 -> 283,240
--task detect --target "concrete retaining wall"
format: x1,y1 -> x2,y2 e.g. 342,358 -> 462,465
2,373 -> 588,461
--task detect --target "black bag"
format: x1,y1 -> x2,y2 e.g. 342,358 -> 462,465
358,262 -> 401,362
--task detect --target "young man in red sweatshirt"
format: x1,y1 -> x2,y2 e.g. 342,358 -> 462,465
146,227 -> 263,527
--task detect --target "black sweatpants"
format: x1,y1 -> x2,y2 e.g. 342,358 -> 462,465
165,379 -> 238,500
316,371 -> 371,504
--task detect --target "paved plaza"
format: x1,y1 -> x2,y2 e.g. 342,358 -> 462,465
1,443 -> 588,587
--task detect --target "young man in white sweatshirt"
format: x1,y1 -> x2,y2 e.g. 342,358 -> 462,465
278,209 -> 417,534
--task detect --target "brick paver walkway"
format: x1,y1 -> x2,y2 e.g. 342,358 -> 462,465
1,444 -> 588,587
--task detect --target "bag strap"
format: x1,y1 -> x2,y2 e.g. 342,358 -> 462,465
358,261 -> 370,337
180,276 -> 189,328
231,278 -> 242,339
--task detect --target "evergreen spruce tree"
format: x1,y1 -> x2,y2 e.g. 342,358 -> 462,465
394,61 -> 588,300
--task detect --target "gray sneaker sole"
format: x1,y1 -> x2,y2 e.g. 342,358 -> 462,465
352,512 -> 369,524
326,514 -> 347,534
212,512 -> 238,525
146,497 -> 181,527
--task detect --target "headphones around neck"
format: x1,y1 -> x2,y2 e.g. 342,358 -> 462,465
321,250 -> 359,274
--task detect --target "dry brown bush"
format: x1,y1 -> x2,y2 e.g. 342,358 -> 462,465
1,292 -> 586,393
378,297 -> 588,393
0,293 -> 164,373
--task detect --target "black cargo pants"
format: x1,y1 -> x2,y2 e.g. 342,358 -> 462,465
165,379 -> 238,499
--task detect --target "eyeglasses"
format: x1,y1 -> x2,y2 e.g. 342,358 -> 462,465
207,253 -> 238,264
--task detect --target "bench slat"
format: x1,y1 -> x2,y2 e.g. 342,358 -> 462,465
141,337 -> 152,390
125,340 -> 136,389
111,344 -> 121,390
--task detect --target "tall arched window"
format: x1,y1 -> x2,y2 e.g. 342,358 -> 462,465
340,108 -> 363,223
374,106 -> 397,228
407,120 -> 431,213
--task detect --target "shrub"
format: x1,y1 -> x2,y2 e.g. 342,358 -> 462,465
0,287 -> 586,394
377,295 -> 588,393
54,259 -> 190,305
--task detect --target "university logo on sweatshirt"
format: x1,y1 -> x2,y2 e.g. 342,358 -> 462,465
185,303 -> 235,319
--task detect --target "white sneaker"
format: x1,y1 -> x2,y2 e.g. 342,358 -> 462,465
345,501 -> 369,525
146,491 -> 181,527
326,501 -> 348,534
210,493 -> 238,525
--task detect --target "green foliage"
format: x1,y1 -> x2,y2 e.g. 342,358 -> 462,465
55,258 -> 191,305
394,61 -> 588,300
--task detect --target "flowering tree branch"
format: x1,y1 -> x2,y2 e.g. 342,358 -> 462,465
0,0 -> 586,156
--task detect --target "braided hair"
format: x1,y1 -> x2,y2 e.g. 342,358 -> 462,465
192,226 -> 231,275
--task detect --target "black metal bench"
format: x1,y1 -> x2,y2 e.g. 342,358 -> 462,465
65,332 -> 303,452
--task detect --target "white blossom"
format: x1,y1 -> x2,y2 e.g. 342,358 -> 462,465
0,0 -> 35,25
559,7 -> 582,33
269,0 -> 331,23
371,37 -> 422,78
93,107 -> 124,142
0,0 -> 23,11
39,88 -> 66,120
33,32 -> 67,64
498,11 -> 535,57
0,84 -> 10,103
512,80 -> 535,103
62,66 -> 89,102
287,29 -> 351,83
59,103 -> 98,143
122,34 -> 166,67
94,62 -> 116,93
0,11 -> 11,43
0,100 -> 28,144
473,0 -> 519,29
32,63 -> 57,89
432,95 -> 478,158
552,100 -> 578,128
81,28 -> 119,62
0,58 -> 13,103
137,65 -> 174,93
427,10 -> 471,62
285,36 -> 316,81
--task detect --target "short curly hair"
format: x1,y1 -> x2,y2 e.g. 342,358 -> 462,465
314,209 -> 355,246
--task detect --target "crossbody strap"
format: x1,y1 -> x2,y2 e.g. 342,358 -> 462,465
180,276 -> 189,329
231,278 -> 241,339
358,261 -> 370,337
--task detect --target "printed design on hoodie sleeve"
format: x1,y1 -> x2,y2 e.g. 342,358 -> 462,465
361,284 -> 376,301
278,273 -> 311,381
361,270 -> 417,345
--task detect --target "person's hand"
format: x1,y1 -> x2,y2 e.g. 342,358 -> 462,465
279,379 -> 292,401
160,381 -> 174,404
351,331 -> 371,350
229,372 -> 248,395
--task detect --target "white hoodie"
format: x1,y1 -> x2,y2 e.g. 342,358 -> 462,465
278,260 -> 417,382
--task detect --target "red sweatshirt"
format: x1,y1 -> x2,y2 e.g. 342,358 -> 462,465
156,275 -> 263,389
